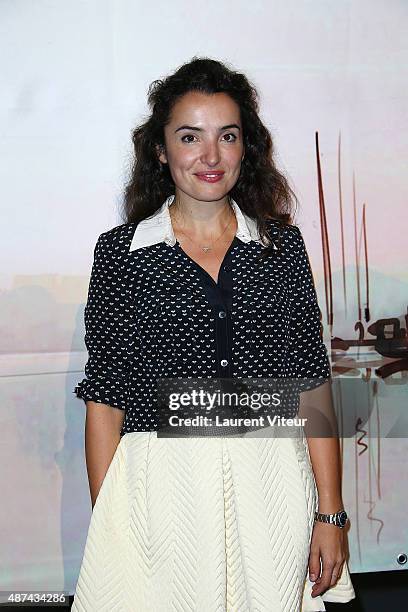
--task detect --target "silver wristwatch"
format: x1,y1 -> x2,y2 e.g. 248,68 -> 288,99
314,509 -> 349,529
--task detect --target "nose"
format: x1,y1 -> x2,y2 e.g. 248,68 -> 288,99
200,141 -> 221,167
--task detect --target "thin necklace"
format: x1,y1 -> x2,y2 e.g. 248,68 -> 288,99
171,198 -> 235,253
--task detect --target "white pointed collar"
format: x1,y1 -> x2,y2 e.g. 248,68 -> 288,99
129,194 -> 270,251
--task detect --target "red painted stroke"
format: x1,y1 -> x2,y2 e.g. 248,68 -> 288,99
352,173 -> 362,322
362,204 -> 370,322
337,132 -> 348,316
315,132 -> 333,328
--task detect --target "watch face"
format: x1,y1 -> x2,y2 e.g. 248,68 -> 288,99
338,510 -> 348,527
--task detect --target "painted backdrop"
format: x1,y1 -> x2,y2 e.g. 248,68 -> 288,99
0,0 -> 407,596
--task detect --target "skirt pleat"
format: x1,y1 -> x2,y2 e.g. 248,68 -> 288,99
72,429 -> 355,612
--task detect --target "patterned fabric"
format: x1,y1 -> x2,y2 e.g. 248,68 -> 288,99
72,197 -> 356,611
73,196 -> 331,436
70,429 -> 355,612
173,234 -> 237,380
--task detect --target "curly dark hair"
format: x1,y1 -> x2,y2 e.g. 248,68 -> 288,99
121,56 -> 298,255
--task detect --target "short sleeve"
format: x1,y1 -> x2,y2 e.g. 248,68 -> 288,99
73,232 -> 132,410
286,226 -> 331,389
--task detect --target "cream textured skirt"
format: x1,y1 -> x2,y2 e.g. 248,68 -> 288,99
71,428 -> 355,612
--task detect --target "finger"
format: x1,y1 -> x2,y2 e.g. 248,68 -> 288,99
330,561 -> 344,586
308,551 -> 321,582
311,561 -> 336,596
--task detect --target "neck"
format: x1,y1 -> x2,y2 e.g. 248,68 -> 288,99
169,194 -> 236,241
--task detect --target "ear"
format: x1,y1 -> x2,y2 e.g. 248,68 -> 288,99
156,143 -> 168,164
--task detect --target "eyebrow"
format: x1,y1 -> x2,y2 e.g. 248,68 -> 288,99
174,124 -> 241,133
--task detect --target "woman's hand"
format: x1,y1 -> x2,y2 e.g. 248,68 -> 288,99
308,521 -> 347,599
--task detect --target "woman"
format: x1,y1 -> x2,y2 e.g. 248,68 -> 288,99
71,57 -> 355,611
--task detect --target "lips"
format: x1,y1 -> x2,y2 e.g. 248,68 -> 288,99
195,172 -> 225,183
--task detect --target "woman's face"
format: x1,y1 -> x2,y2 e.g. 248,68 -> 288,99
157,91 -> 245,203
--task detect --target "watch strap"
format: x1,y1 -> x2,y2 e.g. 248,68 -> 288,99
314,509 -> 348,528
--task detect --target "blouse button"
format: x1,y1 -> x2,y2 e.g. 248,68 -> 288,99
220,359 -> 228,367
218,310 -> 226,319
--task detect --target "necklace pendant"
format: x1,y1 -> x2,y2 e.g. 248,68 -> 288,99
202,245 -> 211,252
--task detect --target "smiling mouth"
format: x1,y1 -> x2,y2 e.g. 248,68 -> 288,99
194,172 -> 225,182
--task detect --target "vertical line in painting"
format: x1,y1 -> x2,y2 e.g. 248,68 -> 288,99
362,204 -> 370,322
352,172 -> 362,324
337,132 -> 347,316
315,131 -> 334,332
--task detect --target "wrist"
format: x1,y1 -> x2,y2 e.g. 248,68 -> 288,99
317,494 -> 344,514
317,502 -> 344,513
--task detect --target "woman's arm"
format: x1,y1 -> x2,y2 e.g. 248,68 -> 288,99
307,434 -> 343,512
299,381 -> 348,598
284,226 -> 348,597
85,402 -> 125,509
299,380 -> 344,511
74,231 -> 133,507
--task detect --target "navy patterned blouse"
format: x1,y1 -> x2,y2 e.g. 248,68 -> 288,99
74,196 -> 331,437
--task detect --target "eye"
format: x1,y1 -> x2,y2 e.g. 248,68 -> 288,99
223,133 -> 238,142
181,134 -> 197,143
